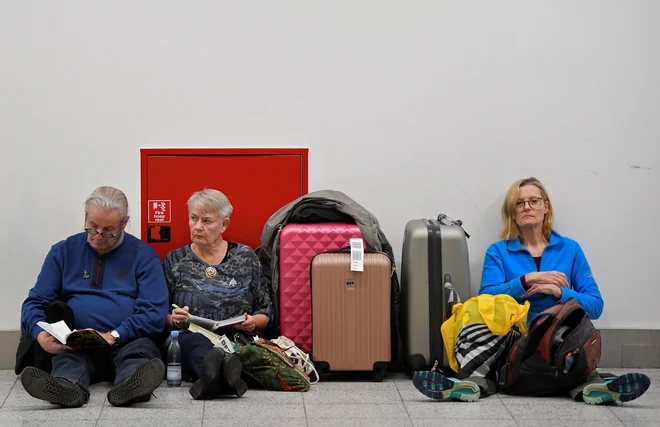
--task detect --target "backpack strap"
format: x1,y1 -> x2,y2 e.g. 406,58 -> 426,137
500,335 -> 526,389
499,304 -> 561,390
537,299 -> 583,364
527,303 -> 562,332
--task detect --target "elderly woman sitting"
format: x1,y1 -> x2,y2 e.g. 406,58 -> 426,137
163,189 -> 272,400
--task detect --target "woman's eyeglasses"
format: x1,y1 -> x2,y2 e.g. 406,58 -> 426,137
515,197 -> 544,211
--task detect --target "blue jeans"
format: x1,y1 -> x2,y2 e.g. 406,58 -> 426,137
176,331 -> 214,380
52,337 -> 161,398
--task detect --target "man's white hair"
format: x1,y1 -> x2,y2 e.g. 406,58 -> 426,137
187,189 -> 233,219
85,186 -> 129,219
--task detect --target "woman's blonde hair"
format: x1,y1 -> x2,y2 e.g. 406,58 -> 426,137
501,177 -> 554,241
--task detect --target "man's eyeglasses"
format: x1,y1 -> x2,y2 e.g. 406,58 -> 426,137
515,197 -> 544,211
84,228 -> 121,239
84,218 -> 125,239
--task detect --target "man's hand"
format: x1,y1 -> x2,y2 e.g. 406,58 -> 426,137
522,283 -> 562,299
76,328 -> 115,346
100,331 -> 115,346
525,271 -> 569,288
37,330 -> 75,354
236,313 -> 256,333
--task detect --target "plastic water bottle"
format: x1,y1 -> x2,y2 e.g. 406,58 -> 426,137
167,330 -> 182,387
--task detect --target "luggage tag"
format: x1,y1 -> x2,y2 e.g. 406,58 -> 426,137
349,238 -> 364,272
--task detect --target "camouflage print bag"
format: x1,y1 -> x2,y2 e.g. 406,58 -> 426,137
235,339 -> 310,392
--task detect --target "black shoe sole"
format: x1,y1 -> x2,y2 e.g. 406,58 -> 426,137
221,353 -> 248,397
107,359 -> 165,407
190,348 -> 225,400
21,367 -> 86,408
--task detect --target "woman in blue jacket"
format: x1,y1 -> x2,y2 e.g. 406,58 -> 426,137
480,177 -> 603,323
413,177 -> 650,404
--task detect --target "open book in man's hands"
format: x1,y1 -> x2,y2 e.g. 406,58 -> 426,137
37,320 -> 112,349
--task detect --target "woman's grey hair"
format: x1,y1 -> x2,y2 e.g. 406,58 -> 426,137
187,189 -> 233,219
84,186 -> 129,219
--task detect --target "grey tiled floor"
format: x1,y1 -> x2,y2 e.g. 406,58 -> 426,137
0,368 -> 657,427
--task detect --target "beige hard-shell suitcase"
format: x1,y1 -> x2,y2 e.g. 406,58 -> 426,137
310,250 -> 391,380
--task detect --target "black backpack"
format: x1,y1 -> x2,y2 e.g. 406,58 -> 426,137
498,298 -> 601,396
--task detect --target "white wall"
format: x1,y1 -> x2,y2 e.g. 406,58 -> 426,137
1,1 -> 658,330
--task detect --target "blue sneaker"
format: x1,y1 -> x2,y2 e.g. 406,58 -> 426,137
583,373 -> 651,405
412,365 -> 480,402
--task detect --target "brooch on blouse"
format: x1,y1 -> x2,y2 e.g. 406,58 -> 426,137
205,266 -> 217,278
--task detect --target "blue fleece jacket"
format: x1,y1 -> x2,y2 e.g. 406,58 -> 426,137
21,232 -> 169,343
479,230 -> 604,325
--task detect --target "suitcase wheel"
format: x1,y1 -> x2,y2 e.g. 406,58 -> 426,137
407,354 -> 427,373
314,361 -> 331,376
372,362 -> 389,382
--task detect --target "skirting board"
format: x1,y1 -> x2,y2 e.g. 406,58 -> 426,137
0,329 -> 658,371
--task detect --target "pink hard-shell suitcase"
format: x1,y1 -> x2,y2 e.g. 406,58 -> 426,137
278,223 -> 366,354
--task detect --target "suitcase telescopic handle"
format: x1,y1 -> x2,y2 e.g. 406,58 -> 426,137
437,214 -> 470,238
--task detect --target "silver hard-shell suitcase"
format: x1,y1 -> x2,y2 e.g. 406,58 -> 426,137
401,214 -> 472,373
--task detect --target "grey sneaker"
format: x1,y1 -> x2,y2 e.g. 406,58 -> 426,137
583,373 -> 651,405
412,361 -> 480,402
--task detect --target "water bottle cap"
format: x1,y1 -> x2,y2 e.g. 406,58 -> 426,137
171,330 -> 179,337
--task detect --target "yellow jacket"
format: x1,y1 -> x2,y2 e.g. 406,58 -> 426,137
441,294 -> 530,373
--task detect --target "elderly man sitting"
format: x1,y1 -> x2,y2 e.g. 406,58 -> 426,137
19,186 -> 169,408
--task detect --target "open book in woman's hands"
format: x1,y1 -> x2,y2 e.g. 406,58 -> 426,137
172,304 -> 245,332
37,320 -> 112,349
187,313 -> 246,332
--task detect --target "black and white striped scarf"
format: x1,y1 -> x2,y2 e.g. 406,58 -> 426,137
455,323 -> 521,378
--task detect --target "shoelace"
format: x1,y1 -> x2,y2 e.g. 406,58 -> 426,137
284,346 -> 319,384
271,337 -> 320,383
